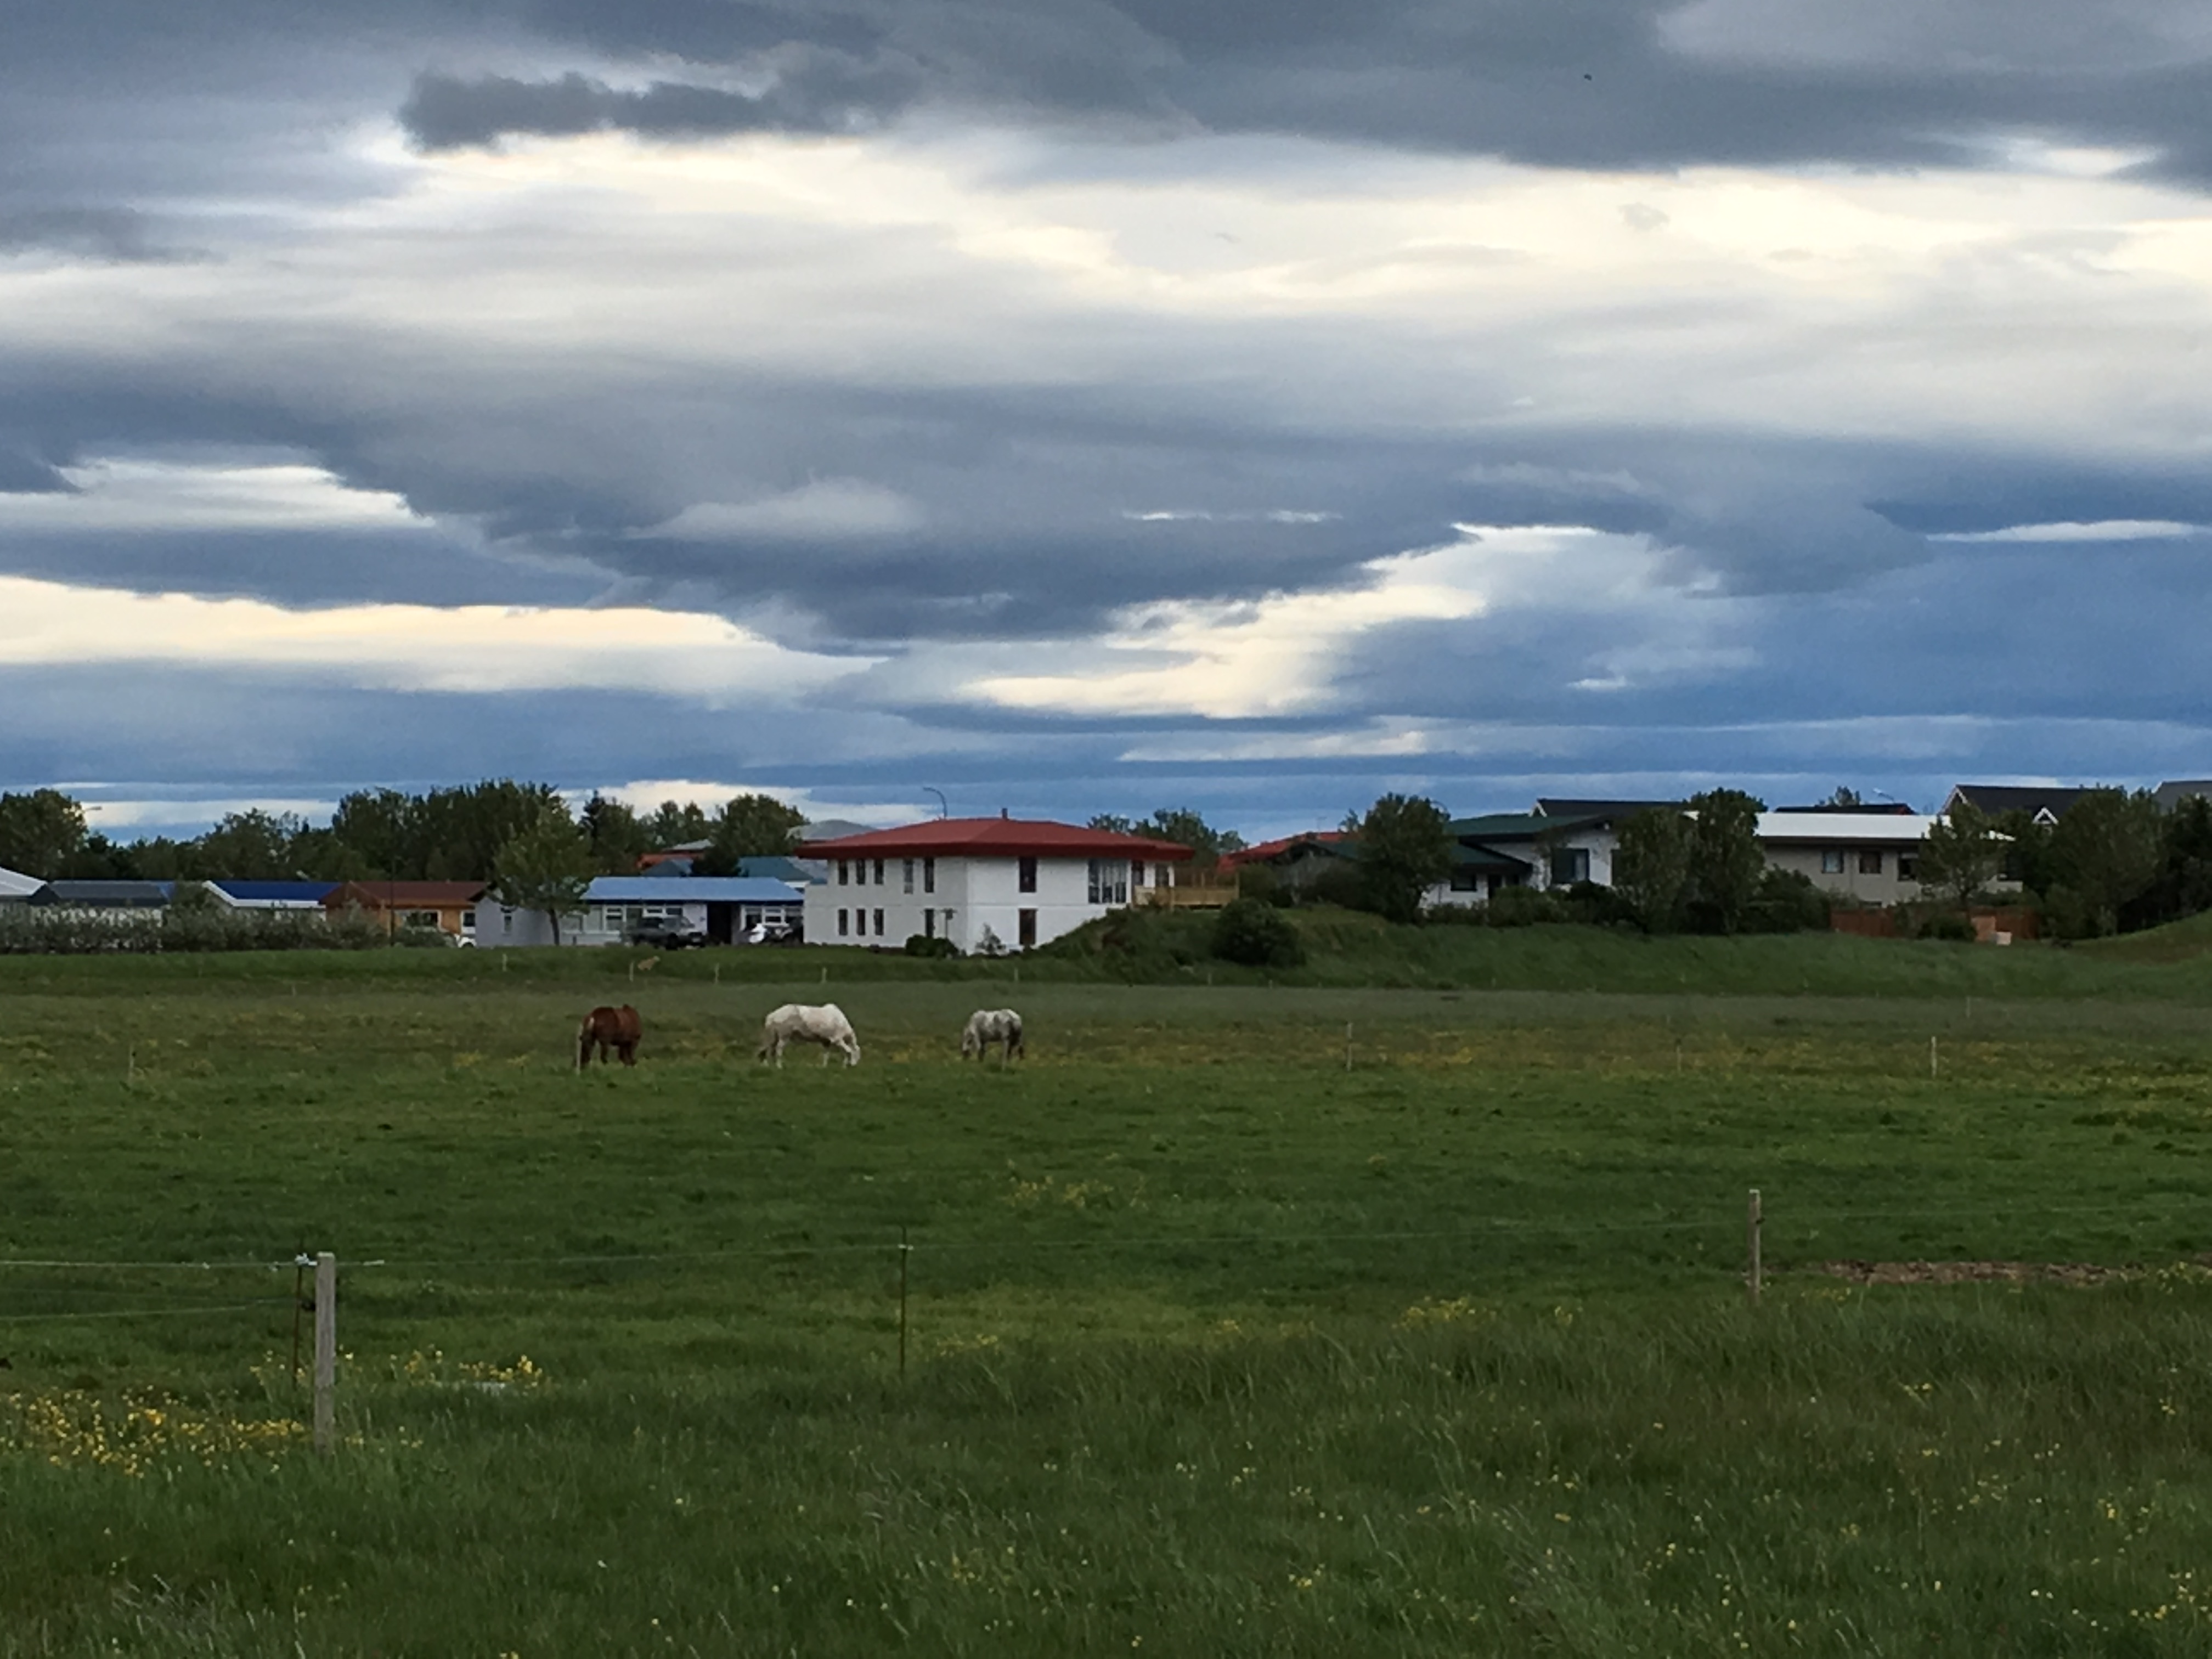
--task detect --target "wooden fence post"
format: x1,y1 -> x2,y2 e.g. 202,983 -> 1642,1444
1929,1036 -> 1938,1080
1746,1191 -> 1762,1307
1345,1023 -> 1353,1073
313,1252 -> 337,1456
897,1228 -> 911,1380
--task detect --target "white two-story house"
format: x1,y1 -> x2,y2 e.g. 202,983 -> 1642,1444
798,814 -> 1195,951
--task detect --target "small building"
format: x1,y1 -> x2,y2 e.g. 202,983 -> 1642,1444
479,876 -> 806,946
797,815 -> 1194,951
1220,831 -> 1358,898
323,881 -> 486,940
2155,780 -> 2212,813
1754,812 -> 1943,904
1426,802 -> 1678,908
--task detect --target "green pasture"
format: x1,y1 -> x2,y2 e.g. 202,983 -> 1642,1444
6,946 -> 2212,1653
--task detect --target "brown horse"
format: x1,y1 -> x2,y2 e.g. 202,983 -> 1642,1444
578,1005 -> 642,1069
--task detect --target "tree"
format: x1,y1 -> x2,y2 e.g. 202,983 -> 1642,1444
1916,799 -> 2001,913
1611,806 -> 1691,932
1091,808 -> 1246,863
0,788 -> 88,877
1357,794 -> 1454,924
2151,794 -> 2212,924
1992,807 -> 2057,894
645,799 -> 714,849
2049,787 -> 2164,937
195,809 -> 307,880
493,806 -> 595,945
581,793 -> 651,874
1819,786 -> 1865,809
1684,789 -> 1766,934
691,793 -> 806,876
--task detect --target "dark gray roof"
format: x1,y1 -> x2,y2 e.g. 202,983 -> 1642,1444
1945,785 -> 2091,822
1532,798 -> 1681,821
2155,780 -> 2212,812
30,880 -> 173,907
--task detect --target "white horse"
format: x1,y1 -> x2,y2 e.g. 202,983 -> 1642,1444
961,1007 -> 1024,1061
759,1003 -> 861,1067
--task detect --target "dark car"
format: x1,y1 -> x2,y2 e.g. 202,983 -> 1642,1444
624,916 -> 707,950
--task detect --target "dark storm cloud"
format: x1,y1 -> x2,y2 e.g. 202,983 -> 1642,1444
362,0 -> 2212,186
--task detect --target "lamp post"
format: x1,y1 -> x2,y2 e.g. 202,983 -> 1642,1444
923,787 -> 949,820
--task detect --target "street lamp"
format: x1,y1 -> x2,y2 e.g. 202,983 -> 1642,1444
923,787 -> 949,820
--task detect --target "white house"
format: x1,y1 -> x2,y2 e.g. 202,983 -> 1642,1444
1424,800 -> 1679,909
798,814 -> 1195,951
479,876 -> 805,947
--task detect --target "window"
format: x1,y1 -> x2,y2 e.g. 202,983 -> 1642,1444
1858,848 -> 1883,876
923,857 -> 936,894
461,908 -> 477,930
838,860 -> 849,885
1018,908 -> 1038,948
873,859 -> 886,886
873,909 -> 884,937
1132,860 -> 1146,889
838,908 -> 849,936
903,859 -> 915,894
501,910 -> 514,935
1820,849 -> 1846,874
1548,848 -> 1589,887
923,909 -> 935,938
403,909 -> 441,929
1087,859 -> 1128,905
1018,856 -> 1037,893
1898,851 -> 1919,881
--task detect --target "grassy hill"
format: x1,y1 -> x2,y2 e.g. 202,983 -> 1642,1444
7,904 -> 2212,1003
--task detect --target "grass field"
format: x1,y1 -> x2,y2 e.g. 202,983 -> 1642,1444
7,945 -> 2212,1654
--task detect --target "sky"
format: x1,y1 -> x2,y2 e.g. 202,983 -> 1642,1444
5,0 -> 2212,841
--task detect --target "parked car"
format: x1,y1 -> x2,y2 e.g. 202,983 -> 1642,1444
625,916 -> 707,950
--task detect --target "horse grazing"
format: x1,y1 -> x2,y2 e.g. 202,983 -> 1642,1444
961,1008 -> 1024,1062
578,1005 -> 642,1069
759,1003 -> 861,1067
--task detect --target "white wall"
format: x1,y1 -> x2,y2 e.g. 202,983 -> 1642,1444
804,852 -> 1170,950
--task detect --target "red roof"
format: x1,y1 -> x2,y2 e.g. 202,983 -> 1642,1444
1221,830 -> 1352,870
797,816 -> 1195,861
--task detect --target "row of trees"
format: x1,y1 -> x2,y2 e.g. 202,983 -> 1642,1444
1916,788 -> 2212,939
0,785 -> 806,885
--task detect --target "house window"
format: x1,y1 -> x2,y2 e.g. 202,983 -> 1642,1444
903,859 -> 915,894
838,909 -> 849,936
838,861 -> 849,885
461,908 -> 477,930
1132,860 -> 1146,889
873,908 -> 884,937
1898,851 -> 1919,881
501,910 -> 514,935
1018,856 -> 1037,894
1820,849 -> 1846,874
1018,908 -> 1037,948
923,857 -> 936,894
1087,859 -> 1128,905
1858,849 -> 1883,876
403,909 -> 440,929
923,909 -> 935,938
873,859 -> 886,886
1548,848 -> 1589,887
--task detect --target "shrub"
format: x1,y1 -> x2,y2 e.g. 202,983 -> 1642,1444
1743,868 -> 1832,934
1485,886 -> 1564,927
1211,898 -> 1306,968
1918,912 -> 1978,944
1555,879 -> 1638,927
903,934 -> 959,958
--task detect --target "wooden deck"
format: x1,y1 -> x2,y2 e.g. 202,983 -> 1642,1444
1136,884 -> 1240,910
